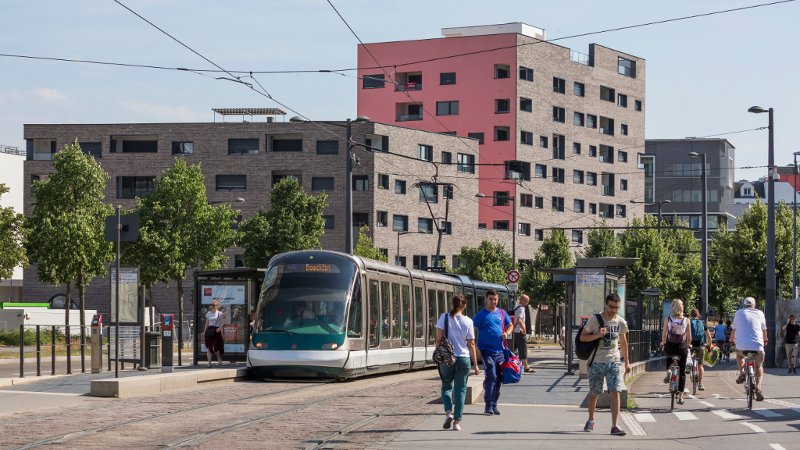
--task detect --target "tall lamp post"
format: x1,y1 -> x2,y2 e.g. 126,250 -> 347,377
793,151 -> 800,299
689,152 -> 708,321
475,193 -> 516,270
630,199 -> 672,233
748,105 -> 776,368
290,116 -> 370,254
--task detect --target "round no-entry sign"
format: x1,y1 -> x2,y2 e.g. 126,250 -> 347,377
507,270 -> 520,283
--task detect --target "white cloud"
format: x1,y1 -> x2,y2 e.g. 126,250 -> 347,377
119,101 -> 207,122
32,88 -> 68,102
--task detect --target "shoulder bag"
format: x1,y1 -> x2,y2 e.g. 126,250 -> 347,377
433,313 -> 457,367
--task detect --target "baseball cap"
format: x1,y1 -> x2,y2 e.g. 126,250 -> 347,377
743,297 -> 756,307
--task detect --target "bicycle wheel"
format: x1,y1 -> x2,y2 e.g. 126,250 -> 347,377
671,388 -> 675,411
747,374 -> 754,410
692,359 -> 698,395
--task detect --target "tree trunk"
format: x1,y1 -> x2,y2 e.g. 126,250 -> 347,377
64,282 -> 72,327
77,271 -> 86,372
148,285 -> 154,328
176,279 -> 184,364
64,281 -> 72,374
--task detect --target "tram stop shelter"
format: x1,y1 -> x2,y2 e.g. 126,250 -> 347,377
193,269 -> 266,365
537,257 -> 639,378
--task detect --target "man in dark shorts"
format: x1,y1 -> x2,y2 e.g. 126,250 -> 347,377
513,295 -> 534,373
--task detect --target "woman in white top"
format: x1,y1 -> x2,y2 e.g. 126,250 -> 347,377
435,293 -> 479,431
203,300 -> 226,367
661,299 -> 691,404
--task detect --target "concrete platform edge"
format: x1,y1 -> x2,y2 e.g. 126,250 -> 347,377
90,367 -> 248,398
596,356 -> 665,408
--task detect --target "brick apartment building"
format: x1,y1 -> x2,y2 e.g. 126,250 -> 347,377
357,23 -> 647,244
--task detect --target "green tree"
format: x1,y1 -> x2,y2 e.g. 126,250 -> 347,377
661,219 -> 701,308
708,255 -> 739,319
618,215 -> 681,303
520,229 -> 573,311
238,177 -> 327,268
353,226 -> 388,262
26,141 -> 113,349
454,240 -> 512,285
584,220 -> 619,258
0,184 -> 27,280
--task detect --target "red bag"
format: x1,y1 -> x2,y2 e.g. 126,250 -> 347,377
500,311 -> 522,384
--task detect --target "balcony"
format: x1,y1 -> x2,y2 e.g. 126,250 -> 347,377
601,185 -> 615,196
397,114 -> 423,122
395,82 -> 422,91
570,50 -> 590,65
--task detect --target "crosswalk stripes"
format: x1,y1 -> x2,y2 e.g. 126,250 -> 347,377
672,411 -> 697,420
634,412 -> 655,422
741,422 -> 766,433
698,401 -> 715,408
753,409 -> 782,418
770,444 -> 786,450
712,409 -> 742,420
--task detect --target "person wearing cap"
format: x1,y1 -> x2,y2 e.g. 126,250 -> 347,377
731,297 -> 768,401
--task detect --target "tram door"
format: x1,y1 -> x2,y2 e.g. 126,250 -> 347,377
425,286 -> 438,362
411,280 -> 426,367
366,277 -> 382,368
464,288 -> 475,319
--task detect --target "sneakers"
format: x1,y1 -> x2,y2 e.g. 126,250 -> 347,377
584,420 -> 594,432
736,374 -> 746,384
492,406 -> 500,415
755,388 -> 765,401
663,375 -> 670,384
698,383 -> 705,391
217,360 -> 223,366
794,368 -> 798,374
484,407 -> 494,416
443,412 -> 453,429
790,368 -> 793,374
610,426 -> 627,436
453,423 -> 461,431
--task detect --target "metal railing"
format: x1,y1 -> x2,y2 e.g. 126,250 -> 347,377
0,145 -> 23,156
397,114 -> 423,122
570,50 -> 590,65
626,329 -> 651,364
395,82 -> 422,91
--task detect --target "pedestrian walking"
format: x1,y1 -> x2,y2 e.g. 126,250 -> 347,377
731,297 -> 768,400
203,300 -> 225,367
782,314 -> 800,373
513,294 -> 535,373
436,294 -> 479,431
581,292 -> 631,436
473,289 -> 513,416
560,324 -> 566,350
661,299 -> 690,405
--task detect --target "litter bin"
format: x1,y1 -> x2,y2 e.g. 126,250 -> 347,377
144,331 -> 161,369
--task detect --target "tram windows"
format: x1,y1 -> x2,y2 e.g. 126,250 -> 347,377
446,292 -> 454,315
414,287 -> 424,339
391,283 -> 401,340
466,293 -> 475,318
346,278 -> 363,338
477,295 -> 485,309
368,279 -> 380,347
427,289 -> 437,345
381,281 -> 391,343
402,285 -> 411,346
438,291 -> 446,319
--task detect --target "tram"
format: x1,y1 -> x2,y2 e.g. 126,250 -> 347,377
247,250 -> 511,380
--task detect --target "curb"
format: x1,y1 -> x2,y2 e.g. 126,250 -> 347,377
90,367 -> 249,398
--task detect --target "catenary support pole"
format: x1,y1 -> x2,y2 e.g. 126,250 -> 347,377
765,108 -> 776,368
115,205 -> 120,378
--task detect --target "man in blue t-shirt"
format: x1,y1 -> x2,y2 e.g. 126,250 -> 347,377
473,288 -> 513,416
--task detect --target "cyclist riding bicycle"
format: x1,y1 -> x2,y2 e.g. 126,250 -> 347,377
731,297 -> 768,401
713,319 -> 729,359
688,309 -> 712,390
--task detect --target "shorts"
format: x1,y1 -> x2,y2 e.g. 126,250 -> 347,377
691,345 -> 706,362
514,332 -> 528,360
588,361 -> 621,395
737,349 -> 764,366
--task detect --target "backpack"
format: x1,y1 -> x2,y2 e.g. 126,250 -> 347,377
690,319 -> 705,345
667,317 -> 687,344
433,313 -> 457,367
575,313 -> 604,365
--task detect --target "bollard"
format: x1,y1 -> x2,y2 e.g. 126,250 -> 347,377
66,326 -> 72,374
36,326 -> 41,377
177,324 -> 182,366
19,324 -> 24,378
91,315 -> 102,373
107,326 -> 111,372
51,326 -> 56,375
161,314 -> 174,373
80,325 -> 86,373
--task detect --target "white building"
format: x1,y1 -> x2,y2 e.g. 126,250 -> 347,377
0,145 -> 25,303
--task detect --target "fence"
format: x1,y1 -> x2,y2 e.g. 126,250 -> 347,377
626,329 -> 651,365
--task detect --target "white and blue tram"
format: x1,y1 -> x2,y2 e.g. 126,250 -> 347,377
247,250 -> 511,380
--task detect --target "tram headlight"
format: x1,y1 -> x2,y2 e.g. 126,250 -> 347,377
255,342 -> 267,349
322,343 -> 338,350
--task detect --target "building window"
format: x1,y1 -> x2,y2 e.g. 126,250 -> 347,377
268,134 -> 302,152
574,112 -> 585,126
589,203 -> 597,215
587,172 -> 597,186
316,140 -> 339,154
552,197 -> 564,212
635,100 -> 642,111
621,179 -> 628,191
377,174 -> 389,190
599,145 -> 614,163
589,145 -> 597,157
599,117 -> 615,136
520,194 -> 533,208
552,168 -> 565,184
553,77 -> 566,94
494,127 -> 510,141
521,131 -> 533,146
323,215 -> 335,229
552,135 -> 565,160
412,255 -> 428,270
443,185 -> 454,200
442,221 -> 452,235
599,203 -> 614,219
493,191 -> 510,206
618,94 -> 628,108
376,211 -> 388,227
618,151 -> 628,163
616,204 -> 627,218
396,256 -> 407,267
600,86 -> 616,102
363,74 -> 385,89
395,180 -> 406,194
353,175 -> 369,191
573,170 -> 584,184
365,134 -> 388,152
518,223 -> 531,236
418,144 -> 433,161
573,142 -> 581,154
457,153 -> 475,173
535,164 -> 547,179
535,196 -> 544,209
353,213 -> 368,227
393,215 -> 408,232
436,101 -> 459,116
418,218 -> 434,234
171,142 -> 193,156
540,136 -> 548,148
519,66 -> 534,81
440,72 -> 456,85
228,138 -> 259,155
493,221 -> 509,230
572,230 -> 583,244
441,151 -> 452,165
234,254 -> 245,268
621,124 -> 629,136
419,184 -> 438,203
397,103 -> 423,122
495,64 -> 510,79
496,99 -> 510,114
553,106 -> 566,123
587,115 -> 597,129
520,97 -> 533,112
311,177 -> 334,191
619,57 -> 636,77
111,135 -> 158,153
574,199 -> 585,213
468,132 -> 484,145
574,82 -> 585,97
535,229 -> 544,241
118,176 -> 155,198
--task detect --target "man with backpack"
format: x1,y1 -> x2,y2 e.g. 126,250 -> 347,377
473,289 -> 514,416
689,309 -> 712,391
580,293 -> 631,436
512,295 -> 535,373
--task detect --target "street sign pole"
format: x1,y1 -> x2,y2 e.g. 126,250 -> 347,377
115,206 -> 120,379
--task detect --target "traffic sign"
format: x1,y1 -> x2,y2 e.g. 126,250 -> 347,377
507,270 -> 520,283
508,283 -> 519,292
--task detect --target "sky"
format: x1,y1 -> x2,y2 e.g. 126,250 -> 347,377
1,0 -> 798,182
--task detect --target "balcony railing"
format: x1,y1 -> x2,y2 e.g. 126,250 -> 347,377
570,50 -> 590,65
395,82 -> 422,91
600,127 -> 614,136
0,145 -> 23,156
601,185 -> 614,196
32,153 -> 54,161
599,155 -> 613,163
117,188 -> 155,199
397,114 -> 423,122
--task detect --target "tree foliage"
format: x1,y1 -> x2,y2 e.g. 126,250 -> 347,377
238,177 -> 327,268
353,226 -> 388,262
520,229 -> 573,309
454,240 -> 511,285
584,220 -> 619,258
0,183 -> 27,279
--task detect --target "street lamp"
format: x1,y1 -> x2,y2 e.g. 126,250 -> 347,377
688,151 -> 708,322
475,193 -> 516,270
290,116 -> 371,254
630,199 -> 672,233
749,105 -> 776,368
793,151 -> 800,299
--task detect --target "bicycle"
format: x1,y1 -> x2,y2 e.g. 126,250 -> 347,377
689,348 -> 701,395
742,351 -> 757,410
667,355 -> 682,410
716,340 -> 731,363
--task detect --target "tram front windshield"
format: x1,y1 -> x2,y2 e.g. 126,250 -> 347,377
256,253 -> 356,335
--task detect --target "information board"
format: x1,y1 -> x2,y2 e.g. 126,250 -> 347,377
575,268 -> 604,326
199,283 -> 247,353
110,266 -> 140,324
109,325 -> 140,361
